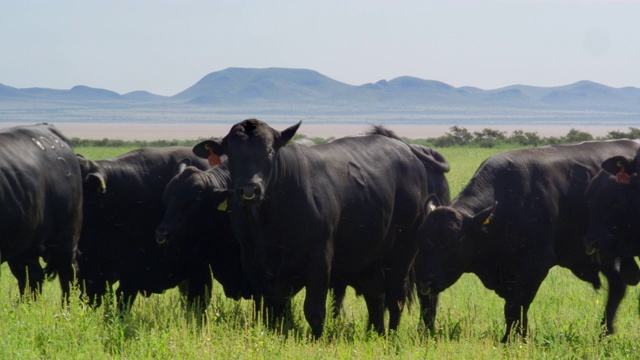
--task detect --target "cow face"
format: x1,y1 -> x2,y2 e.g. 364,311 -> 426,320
415,196 -> 495,295
585,155 -> 640,258
156,167 -> 228,252
204,119 -> 300,205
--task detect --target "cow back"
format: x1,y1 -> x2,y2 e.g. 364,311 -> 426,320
0,123 -> 82,267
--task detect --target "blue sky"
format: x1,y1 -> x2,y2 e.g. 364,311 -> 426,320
2,0 -> 639,96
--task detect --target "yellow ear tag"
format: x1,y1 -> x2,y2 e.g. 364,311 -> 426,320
217,199 -> 228,211
99,177 -> 106,192
483,217 -> 490,225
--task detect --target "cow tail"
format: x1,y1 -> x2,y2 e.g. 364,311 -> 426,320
406,266 -> 416,308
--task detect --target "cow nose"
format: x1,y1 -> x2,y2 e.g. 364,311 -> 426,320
416,281 -> 434,296
585,239 -> 599,255
156,228 -> 171,244
238,184 -> 260,202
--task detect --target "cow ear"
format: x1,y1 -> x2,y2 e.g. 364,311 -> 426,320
601,156 -> 634,176
193,139 -> 224,166
423,193 -> 441,215
471,202 -> 497,229
274,121 -> 302,149
86,172 -> 107,193
174,159 -> 191,175
569,163 -> 591,186
194,139 -> 225,157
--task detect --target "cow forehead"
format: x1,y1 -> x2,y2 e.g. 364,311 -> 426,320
425,208 -> 465,233
227,120 -> 275,145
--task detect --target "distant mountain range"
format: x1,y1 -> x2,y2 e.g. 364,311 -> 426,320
1,67 -> 639,127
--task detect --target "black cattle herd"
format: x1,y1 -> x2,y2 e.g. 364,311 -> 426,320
1,120 -> 639,342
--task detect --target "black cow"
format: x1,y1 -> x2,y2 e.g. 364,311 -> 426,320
202,119 -> 450,338
155,162 -> 256,303
415,140 -> 640,342
76,147 -> 210,310
584,148 -> 640,265
0,123 -> 82,301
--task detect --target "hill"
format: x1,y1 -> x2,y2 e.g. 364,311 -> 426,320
1,68 -> 638,127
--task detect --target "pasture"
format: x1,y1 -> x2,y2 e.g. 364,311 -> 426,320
1,144 -> 639,358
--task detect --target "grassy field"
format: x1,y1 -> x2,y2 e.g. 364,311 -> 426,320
1,145 -> 639,358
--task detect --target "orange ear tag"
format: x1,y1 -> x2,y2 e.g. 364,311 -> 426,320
616,165 -> 631,185
208,147 -> 222,166
483,217 -> 490,225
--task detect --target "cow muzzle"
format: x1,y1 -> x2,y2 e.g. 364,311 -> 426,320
416,281 -> 434,296
156,228 -> 171,245
238,183 -> 261,203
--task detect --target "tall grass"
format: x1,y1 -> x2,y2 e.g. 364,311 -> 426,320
1,145 -> 638,358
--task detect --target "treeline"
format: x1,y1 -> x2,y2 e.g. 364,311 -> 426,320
69,126 -> 640,149
420,126 -> 640,148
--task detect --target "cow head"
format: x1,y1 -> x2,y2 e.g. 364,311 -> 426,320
156,166 -> 230,251
584,154 -> 640,258
198,119 -> 301,206
415,194 -> 496,295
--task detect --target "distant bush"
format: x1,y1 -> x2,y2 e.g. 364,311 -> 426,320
604,127 -> 640,140
419,126 -> 640,148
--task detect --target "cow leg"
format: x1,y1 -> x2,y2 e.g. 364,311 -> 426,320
600,264 -> 627,335
330,280 -> 347,318
384,246 -> 418,332
303,261 -> 330,339
358,262 -> 386,335
364,293 -> 386,335
418,292 -> 439,334
8,255 -> 44,299
185,267 -> 214,316
115,284 -> 138,313
56,262 -> 76,306
501,279 -> 543,343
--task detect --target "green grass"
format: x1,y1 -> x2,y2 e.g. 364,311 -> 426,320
1,145 -> 639,358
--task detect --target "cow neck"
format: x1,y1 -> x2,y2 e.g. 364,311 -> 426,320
451,182 -> 495,220
204,162 -> 231,189
267,144 -> 309,192
450,181 -> 496,272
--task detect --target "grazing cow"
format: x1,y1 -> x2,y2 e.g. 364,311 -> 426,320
203,119 -> 450,338
0,123 -> 82,301
76,147 -> 210,310
415,140 -> 640,342
584,148 -> 640,270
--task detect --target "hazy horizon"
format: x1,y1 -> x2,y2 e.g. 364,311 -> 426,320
2,1 -> 639,96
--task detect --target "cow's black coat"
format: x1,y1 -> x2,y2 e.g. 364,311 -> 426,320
416,140 -> 640,342
205,119 -> 450,338
76,147 -> 209,309
584,147 -> 640,267
0,123 -> 82,300
155,163 -> 256,303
